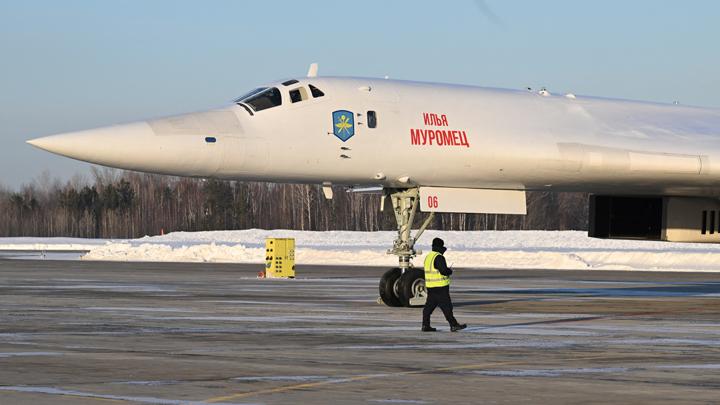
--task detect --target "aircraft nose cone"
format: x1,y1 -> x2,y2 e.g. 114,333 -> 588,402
27,111 -> 241,177
27,135 -> 61,151
26,137 -> 45,148
26,122 -> 158,170
27,122 -> 155,163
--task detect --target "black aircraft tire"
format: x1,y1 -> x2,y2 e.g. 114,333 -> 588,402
398,268 -> 426,307
379,268 -> 403,307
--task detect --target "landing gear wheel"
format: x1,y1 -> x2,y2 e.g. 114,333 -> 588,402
398,268 -> 426,307
379,268 -> 403,307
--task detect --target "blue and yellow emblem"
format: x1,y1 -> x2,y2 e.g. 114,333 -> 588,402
332,110 -> 355,142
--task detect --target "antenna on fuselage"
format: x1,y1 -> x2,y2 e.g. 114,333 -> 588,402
307,63 -> 319,78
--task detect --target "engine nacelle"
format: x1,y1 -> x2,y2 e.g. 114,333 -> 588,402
589,195 -> 720,243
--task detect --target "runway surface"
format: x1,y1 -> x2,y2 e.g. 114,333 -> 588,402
1,260 -> 720,404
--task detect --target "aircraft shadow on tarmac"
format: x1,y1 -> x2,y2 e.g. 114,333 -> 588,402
460,282 -> 720,298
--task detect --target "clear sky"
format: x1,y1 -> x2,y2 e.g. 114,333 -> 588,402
1,0 -> 719,189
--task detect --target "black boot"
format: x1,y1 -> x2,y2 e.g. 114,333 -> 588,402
451,323 -> 467,332
421,325 -> 437,332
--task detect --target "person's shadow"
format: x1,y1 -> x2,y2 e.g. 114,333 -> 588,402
464,315 -> 605,332
454,298 -> 539,307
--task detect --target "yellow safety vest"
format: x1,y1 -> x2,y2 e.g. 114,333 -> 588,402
424,251 -> 450,288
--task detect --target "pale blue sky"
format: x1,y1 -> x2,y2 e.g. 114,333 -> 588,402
1,0 -> 719,188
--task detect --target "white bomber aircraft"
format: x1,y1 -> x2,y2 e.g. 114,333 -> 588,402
28,64 -> 720,307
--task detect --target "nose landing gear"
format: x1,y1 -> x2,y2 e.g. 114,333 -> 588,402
378,188 -> 434,307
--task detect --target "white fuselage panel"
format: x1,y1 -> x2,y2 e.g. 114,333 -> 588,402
28,76 -> 720,197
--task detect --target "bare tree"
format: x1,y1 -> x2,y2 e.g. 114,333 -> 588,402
0,171 -> 589,237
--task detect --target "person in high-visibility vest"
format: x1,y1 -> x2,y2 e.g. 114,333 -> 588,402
422,237 -> 467,332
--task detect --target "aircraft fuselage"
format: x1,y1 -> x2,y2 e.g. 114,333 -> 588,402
29,76 -> 720,197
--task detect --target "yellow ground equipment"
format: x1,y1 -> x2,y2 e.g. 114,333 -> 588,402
263,238 -> 295,278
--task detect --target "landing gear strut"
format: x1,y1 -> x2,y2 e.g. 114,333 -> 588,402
378,188 -> 435,307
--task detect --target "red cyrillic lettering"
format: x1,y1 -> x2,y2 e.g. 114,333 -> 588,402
410,129 -> 421,145
436,130 -> 445,145
421,113 -> 450,127
460,131 -> 470,148
428,130 -> 436,145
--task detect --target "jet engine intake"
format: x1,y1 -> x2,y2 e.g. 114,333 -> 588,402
589,195 -> 720,243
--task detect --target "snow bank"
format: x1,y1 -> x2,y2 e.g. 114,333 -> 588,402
3,230 -> 720,271
0,237 -> 107,252
71,230 -> 720,272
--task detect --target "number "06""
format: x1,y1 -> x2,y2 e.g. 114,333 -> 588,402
427,196 -> 439,209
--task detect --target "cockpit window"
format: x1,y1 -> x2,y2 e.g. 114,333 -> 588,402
233,88 -> 265,104
282,79 -> 299,86
240,87 -> 282,112
289,87 -> 309,103
309,84 -> 325,98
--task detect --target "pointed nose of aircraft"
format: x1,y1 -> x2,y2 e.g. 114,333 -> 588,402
27,121 -> 171,174
27,109 -> 244,177
27,122 -> 154,161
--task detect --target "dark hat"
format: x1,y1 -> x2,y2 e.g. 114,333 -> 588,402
432,238 -> 445,251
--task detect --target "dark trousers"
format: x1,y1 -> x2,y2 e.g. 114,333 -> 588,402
422,286 -> 458,327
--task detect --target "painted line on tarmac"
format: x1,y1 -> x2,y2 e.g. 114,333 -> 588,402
0,385 -> 251,404
205,355 -> 616,403
0,387 -> 125,403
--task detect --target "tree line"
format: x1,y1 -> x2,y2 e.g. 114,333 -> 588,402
0,169 -> 588,238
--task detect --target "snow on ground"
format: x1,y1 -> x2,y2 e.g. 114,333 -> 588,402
0,237 -> 107,252
4,230 -> 720,271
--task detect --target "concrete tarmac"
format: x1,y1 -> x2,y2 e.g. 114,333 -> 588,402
1,260 -> 720,404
